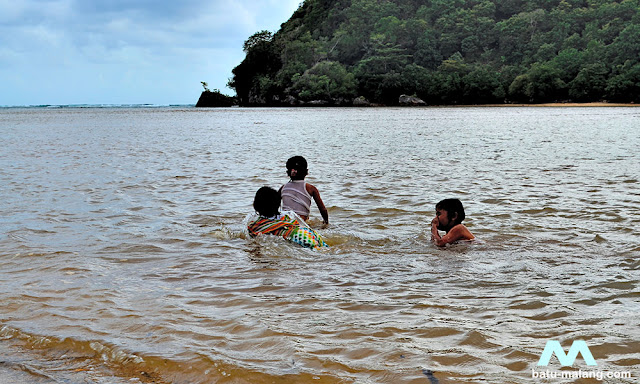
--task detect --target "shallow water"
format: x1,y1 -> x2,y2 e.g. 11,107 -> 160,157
0,106 -> 638,383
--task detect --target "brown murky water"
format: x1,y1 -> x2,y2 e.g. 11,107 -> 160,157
0,106 -> 638,383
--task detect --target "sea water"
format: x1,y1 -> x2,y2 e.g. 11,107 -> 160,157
0,106 -> 638,383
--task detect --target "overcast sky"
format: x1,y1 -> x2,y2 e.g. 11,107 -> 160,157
0,0 -> 302,106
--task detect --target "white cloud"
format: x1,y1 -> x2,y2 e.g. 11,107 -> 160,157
0,0 -> 304,105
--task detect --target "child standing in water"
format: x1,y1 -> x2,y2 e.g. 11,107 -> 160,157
280,156 -> 329,225
431,198 -> 475,246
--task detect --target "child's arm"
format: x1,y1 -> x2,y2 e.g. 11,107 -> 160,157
431,220 -> 473,247
306,183 -> 329,224
431,218 -> 446,246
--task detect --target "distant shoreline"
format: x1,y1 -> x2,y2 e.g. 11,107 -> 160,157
2,102 -> 638,109
250,102 -> 640,108
228,101 -> 640,108
436,102 -> 639,108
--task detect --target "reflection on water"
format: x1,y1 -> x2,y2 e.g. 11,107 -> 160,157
0,107 -> 638,383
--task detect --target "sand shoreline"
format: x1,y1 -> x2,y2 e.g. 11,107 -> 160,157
439,102 -> 639,107
224,101 -> 639,108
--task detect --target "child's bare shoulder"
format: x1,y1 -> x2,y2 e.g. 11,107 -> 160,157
452,224 -> 475,240
305,182 -> 319,194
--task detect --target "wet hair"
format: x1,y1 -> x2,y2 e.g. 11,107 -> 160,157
436,198 -> 466,225
253,186 -> 281,217
286,156 -> 308,180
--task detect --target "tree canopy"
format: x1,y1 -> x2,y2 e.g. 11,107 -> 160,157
229,0 -> 640,106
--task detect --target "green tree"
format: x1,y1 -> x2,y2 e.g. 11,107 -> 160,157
436,52 -> 470,104
414,30 -> 442,69
608,24 -> 640,65
399,63 -> 432,99
509,62 -> 567,103
290,61 -> 357,102
463,66 -> 506,103
398,18 -> 429,50
535,42 -> 557,62
606,62 -> 640,102
230,30 -> 282,105
568,63 -> 609,101
551,48 -> 585,83
281,31 -> 322,67
508,74 -> 534,102
243,30 -> 274,52
229,0 -> 640,106
496,12 -> 533,64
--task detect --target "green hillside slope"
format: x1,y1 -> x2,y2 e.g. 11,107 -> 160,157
229,0 -> 640,106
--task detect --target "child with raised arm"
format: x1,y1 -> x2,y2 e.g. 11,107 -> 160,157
431,198 -> 475,247
280,156 -> 329,225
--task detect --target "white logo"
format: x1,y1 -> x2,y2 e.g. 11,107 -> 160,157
537,340 -> 596,366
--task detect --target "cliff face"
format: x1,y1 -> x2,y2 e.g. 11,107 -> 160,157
229,0 -> 640,106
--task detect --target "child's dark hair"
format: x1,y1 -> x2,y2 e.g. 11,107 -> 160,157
436,198 -> 466,224
286,156 -> 308,180
253,187 -> 281,217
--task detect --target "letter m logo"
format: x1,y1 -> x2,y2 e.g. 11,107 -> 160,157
537,340 -> 597,366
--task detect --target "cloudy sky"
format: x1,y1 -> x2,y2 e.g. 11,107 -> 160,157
0,0 -> 302,106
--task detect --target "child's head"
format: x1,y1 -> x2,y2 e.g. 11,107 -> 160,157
435,198 -> 466,229
286,156 -> 308,180
253,186 -> 281,217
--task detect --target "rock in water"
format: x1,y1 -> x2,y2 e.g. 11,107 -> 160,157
399,94 -> 426,106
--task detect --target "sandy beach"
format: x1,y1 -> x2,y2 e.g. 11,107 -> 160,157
434,102 -> 640,107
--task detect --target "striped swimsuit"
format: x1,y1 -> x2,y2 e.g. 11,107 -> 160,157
247,214 -> 327,249
281,180 -> 312,218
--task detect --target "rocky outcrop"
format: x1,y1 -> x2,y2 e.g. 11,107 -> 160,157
352,96 -> 371,107
307,100 -> 330,106
195,91 -> 236,107
285,96 -> 355,107
399,94 -> 426,106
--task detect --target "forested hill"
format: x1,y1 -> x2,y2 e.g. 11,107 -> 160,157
229,0 -> 640,106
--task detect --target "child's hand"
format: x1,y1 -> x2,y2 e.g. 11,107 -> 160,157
431,217 -> 439,227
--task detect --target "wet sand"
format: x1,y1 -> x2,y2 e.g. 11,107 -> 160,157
0,368 -> 143,384
0,367 -> 44,384
0,366 -> 42,384
0,341 -> 63,384
0,339 -> 154,384
0,366 -> 65,384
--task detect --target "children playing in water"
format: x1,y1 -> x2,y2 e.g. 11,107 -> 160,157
431,198 -> 475,247
249,159 -> 475,249
247,186 -> 328,249
279,156 -> 329,225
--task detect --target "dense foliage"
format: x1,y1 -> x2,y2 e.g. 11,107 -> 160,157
229,0 -> 640,105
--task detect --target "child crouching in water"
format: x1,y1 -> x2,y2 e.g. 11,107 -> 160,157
248,186 -> 328,249
431,198 -> 475,246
